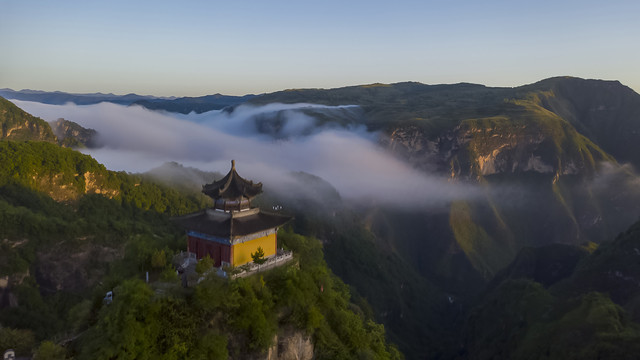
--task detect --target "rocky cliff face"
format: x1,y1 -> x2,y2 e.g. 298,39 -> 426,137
34,171 -> 119,202
0,268 -> 29,309
367,80 -> 640,294
384,109 -> 609,181
35,242 -> 123,294
50,118 -> 98,148
2,118 -> 56,142
380,110 -> 628,277
1,96 -> 57,142
264,327 -> 314,360
249,76 -> 634,182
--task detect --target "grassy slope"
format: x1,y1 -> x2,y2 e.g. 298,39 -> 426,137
523,77 -> 640,169
250,82 -> 511,136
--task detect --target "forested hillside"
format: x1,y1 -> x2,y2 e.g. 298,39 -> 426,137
461,221 -> 640,359
0,140 -> 400,359
0,141 -> 208,209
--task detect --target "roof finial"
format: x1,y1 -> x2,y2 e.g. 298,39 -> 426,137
231,159 -> 236,170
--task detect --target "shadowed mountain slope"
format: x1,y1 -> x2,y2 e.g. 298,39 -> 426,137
461,219 -> 640,360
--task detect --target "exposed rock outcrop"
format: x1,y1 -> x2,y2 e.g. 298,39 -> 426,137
1,96 -> 57,142
0,258 -> 30,309
36,171 -> 119,202
50,118 -> 98,148
35,242 -> 123,294
384,107 -> 610,181
265,327 -> 314,360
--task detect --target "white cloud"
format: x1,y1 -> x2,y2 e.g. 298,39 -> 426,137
11,99 -> 479,208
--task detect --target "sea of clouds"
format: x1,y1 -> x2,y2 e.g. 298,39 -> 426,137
11,100 -> 479,208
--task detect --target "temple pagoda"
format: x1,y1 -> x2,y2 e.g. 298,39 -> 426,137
175,160 -> 291,267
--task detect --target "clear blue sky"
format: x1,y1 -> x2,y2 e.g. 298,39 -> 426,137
1,0 -> 639,96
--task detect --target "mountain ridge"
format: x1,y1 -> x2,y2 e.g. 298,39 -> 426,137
0,88 -> 175,105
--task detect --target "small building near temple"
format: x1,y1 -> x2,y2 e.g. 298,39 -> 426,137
174,160 -> 291,268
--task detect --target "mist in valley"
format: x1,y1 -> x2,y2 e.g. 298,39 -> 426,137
11,99 -> 481,209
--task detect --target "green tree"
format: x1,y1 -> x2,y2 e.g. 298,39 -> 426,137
0,327 -> 35,356
191,332 -> 228,360
33,341 -> 67,360
151,249 -> 167,269
195,255 -> 214,275
251,246 -> 267,265
67,300 -> 92,332
78,279 -> 161,360
160,265 -> 179,282
307,305 -> 324,332
225,279 -> 277,351
155,297 -> 196,359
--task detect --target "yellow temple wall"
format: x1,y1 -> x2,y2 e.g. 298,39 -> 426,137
232,233 -> 277,266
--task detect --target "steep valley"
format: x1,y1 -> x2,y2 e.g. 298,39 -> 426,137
242,77 -> 640,358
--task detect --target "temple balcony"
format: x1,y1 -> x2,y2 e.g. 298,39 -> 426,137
230,249 -> 294,279
177,249 -> 295,286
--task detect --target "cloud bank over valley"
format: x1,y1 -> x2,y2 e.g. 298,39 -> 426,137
11,100 -> 479,208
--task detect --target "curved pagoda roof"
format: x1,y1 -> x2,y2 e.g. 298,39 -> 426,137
202,160 -> 262,203
174,208 -> 291,240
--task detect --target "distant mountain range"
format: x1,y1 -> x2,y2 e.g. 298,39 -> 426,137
0,88 -> 174,105
0,88 -> 256,114
131,93 -> 257,114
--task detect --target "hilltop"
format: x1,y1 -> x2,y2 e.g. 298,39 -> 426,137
0,139 -> 400,359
